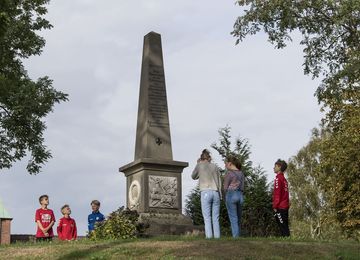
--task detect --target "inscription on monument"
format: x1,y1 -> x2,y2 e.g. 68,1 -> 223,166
149,176 -> 178,208
148,64 -> 169,127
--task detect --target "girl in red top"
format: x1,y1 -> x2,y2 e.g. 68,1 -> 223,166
273,159 -> 290,237
57,204 -> 77,241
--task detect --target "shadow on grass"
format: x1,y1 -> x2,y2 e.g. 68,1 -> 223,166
56,240 -> 133,260
165,238 -> 360,259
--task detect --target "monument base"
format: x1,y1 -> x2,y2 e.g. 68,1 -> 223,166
138,212 -> 203,236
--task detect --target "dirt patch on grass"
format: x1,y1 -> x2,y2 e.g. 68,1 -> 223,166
128,240 -> 192,250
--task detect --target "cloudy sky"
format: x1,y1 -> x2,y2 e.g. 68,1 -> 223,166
1,0 -> 322,235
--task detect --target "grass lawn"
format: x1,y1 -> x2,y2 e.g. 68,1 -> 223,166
0,236 -> 359,259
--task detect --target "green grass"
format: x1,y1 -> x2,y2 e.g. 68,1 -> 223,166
0,236 -> 359,259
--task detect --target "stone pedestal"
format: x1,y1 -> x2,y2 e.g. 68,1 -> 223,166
120,158 -> 197,235
138,213 -> 195,235
120,158 -> 188,213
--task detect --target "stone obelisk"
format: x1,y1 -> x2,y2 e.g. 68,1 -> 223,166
119,32 -> 193,235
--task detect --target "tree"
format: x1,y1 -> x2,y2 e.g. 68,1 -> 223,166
232,0 -> 360,236
185,126 -> 278,237
0,0 -> 68,174
319,115 -> 360,236
287,128 -> 341,239
185,185 -> 203,226
288,126 -> 359,239
232,1 -> 359,114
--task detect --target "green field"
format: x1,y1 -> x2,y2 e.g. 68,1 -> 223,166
0,236 -> 359,259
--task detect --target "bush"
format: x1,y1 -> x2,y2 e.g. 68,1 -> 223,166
290,219 -> 346,240
89,207 -> 145,240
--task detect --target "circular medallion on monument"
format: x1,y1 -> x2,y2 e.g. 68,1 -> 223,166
129,180 -> 141,209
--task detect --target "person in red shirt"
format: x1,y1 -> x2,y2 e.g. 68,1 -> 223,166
272,159 -> 290,237
57,204 -> 77,241
35,194 -> 56,242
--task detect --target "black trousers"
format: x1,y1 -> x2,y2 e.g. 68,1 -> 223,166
274,209 -> 290,237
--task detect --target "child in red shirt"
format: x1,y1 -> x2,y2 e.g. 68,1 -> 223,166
57,204 -> 77,241
35,194 -> 56,241
273,159 -> 290,237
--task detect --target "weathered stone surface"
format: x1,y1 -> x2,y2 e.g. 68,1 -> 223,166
120,158 -> 187,214
138,213 -> 201,236
119,32 -> 198,235
134,31 -> 172,161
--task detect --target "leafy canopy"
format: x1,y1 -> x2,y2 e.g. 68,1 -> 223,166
0,0 -> 68,174
232,0 -> 360,126
288,125 -> 360,239
287,128 -> 339,239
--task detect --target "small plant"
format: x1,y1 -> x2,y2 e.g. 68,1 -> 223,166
89,207 -> 146,240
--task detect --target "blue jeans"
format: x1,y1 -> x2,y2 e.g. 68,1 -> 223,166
201,190 -> 220,238
226,190 -> 244,237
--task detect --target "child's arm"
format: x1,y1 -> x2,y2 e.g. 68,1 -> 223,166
73,220 -> 77,240
36,220 -> 48,236
191,163 -> 200,180
44,210 -> 55,233
273,176 -> 282,211
44,221 -> 55,232
35,210 -> 46,235
57,219 -> 62,240
88,214 -> 91,231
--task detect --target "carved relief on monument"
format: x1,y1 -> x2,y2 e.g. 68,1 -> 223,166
129,180 -> 141,209
149,175 -> 178,208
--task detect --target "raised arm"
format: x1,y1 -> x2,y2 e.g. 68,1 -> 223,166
191,163 -> 200,180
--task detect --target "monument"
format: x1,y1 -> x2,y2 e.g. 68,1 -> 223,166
119,32 -> 195,235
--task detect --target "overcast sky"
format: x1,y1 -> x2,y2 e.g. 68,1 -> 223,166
1,0 -> 322,235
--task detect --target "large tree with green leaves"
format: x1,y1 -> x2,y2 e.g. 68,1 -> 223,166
232,1 -> 359,115
232,0 -> 359,236
185,126 -> 278,237
0,0 -> 68,174
319,117 -> 360,236
287,128 -> 343,239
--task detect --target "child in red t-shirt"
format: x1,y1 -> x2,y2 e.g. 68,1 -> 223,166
35,194 -> 56,241
57,204 -> 77,241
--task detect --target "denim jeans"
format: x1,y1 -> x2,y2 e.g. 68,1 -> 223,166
225,190 -> 244,237
201,190 -> 220,238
